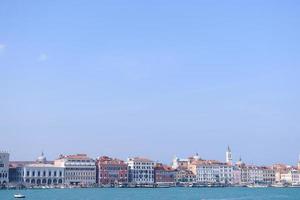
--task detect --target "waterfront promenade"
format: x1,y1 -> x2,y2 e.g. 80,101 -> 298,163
1,187 -> 300,200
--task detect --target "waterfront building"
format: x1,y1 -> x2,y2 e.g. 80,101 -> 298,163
127,157 -> 155,185
0,151 -> 9,186
261,167 -> 276,184
54,154 -> 96,186
13,153 -> 65,186
280,169 -> 300,184
9,160 -> 43,184
154,163 -> 176,185
190,160 -> 234,184
9,163 -> 24,184
240,165 -> 275,185
174,169 -> 195,183
272,164 -> 290,183
96,156 -> 128,185
232,166 -> 242,185
23,164 -> 64,185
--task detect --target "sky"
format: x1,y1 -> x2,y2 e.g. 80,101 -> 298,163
0,0 -> 300,165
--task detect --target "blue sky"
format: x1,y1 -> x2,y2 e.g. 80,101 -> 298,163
1,0 -> 300,165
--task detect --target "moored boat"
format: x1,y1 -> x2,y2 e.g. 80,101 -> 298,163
14,194 -> 26,198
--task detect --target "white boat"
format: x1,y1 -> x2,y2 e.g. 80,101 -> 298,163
247,184 -> 268,188
271,183 -> 286,188
14,194 -> 26,198
290,183 -> 300,188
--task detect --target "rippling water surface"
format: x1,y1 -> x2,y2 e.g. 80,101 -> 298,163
1,187 -> 300,200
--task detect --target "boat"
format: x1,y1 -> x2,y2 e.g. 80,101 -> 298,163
247,184 -> 268,188
271,183 -> 286,188
290,183 -> 300,188
14,194 -> 26,198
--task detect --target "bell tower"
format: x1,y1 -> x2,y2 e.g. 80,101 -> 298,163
226,146 -> 232,165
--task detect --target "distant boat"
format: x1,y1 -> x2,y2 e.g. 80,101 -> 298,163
247,184 -> 268,188
14,194 -> 26,198
290,183 -> 300,188
271,183 -> 286,188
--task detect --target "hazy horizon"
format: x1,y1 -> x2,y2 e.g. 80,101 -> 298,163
1,0 -> 300,166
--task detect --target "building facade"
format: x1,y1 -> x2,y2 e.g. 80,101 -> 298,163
0,151 -> 9,186
22,163 -> 64,185
240,165 -> 275,185
174,169 -> 195,183
281,169 -> 300,184
127,157 -> 155,185
154,163 -> 176,184
9,153 -> 64,186
54,154 -> 96,185
193,161 -> 234,184
96,156 -> 128,185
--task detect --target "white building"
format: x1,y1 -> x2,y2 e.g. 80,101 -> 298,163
127,157 -> 155,184
0,151 -> 9,185
240,165 -> 275,184
23,164 -> 64,185
54,154 -> 96,185
194,161 -> 234,184
281,169 -> 300,184
22,153 -> 64,185
232,166 -> 242,185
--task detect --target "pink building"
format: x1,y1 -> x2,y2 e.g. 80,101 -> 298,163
96,156 -> 128,185
154,163 -> 176,183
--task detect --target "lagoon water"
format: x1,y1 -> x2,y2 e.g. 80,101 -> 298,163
1,188 -> 300,200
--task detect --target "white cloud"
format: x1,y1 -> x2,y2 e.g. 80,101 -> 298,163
38,53 -> 48,62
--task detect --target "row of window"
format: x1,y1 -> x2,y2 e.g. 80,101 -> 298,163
0,173 -> 8,178
100,167 -> 127,170
66,168 -> 95,171
132,175 -> 154,178
26,171 -> 63,177
66,160 -> 94,163
131,166 -> 153,169
66,172 -> 95,176
100,174 -> 127,178
65,177 -> 96,180
130,170 -> 154,173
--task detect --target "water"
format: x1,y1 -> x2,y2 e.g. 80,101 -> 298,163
1,188 -> 300,200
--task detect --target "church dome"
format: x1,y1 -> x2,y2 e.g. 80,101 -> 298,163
193,153 -> 200,160
36,152 -> 47,163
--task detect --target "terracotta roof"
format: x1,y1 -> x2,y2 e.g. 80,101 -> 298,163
155,163 -> 175,171
58,154 -> 92,160
9,161 -> 54,168
97,156 -> 126,164
190,159 -> 228,166
128,157 -> 154,162
25,163 -> 62,168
